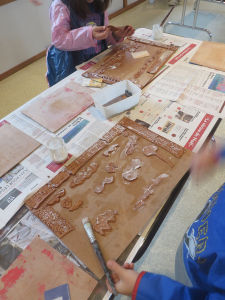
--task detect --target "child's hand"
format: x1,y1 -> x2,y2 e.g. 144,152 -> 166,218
191,144 -> 219,180
112,25 -> 135,41
106,260 -> 139,295
92,26 -> 109,40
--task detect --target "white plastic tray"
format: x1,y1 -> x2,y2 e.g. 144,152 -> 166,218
92,80 -> 141,118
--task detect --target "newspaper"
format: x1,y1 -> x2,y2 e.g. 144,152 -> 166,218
145,63 -> 225,118
0,165 -> 43,229
149,102 -> 217,152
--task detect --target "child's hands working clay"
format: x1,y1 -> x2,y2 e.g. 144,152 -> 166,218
106,260 -> 139,295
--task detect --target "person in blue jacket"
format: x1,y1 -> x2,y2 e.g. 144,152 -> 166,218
107,143 -> 225,299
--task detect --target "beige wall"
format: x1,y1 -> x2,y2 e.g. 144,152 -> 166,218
0,0 -> 52,74
0,0 -> 124,74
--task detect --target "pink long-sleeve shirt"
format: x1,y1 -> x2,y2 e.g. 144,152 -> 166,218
50,0 -> 118,52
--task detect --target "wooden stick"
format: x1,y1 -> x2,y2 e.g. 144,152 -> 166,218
160,6 -> 175,27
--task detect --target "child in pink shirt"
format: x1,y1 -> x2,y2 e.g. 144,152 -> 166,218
46,0 -> 134,86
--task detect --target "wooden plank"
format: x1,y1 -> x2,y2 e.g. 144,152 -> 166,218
22,81 -> 94,132
0,122 -> 40,177
190,41 -> 225,72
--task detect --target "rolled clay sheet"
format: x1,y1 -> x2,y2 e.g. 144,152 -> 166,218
93,80 -> 141,118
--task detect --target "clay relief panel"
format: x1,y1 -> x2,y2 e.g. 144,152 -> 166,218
25,117 -> 191,278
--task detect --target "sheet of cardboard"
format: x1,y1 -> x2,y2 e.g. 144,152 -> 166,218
0,237 -> 97,300
0,122 -> 40,177
22,82 -> 94,132
82,37 -> 178,89
25,118 -> 192,279
190,41 -> 225,72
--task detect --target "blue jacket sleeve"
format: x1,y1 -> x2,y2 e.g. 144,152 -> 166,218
132,272 -> 224,300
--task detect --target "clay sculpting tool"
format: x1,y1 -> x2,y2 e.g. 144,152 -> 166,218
82,217 -> 117,295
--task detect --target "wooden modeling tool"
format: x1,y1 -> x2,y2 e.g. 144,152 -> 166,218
160,6 -> 175,27
82,217 -> 117,295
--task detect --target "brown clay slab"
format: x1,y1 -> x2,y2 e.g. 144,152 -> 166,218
0,237 -> 97,300
82,37 -> 178,88
0,122 -> 40,177
25,117 -> 192,279
190,41 -> 225,72
22,82 -> 94,132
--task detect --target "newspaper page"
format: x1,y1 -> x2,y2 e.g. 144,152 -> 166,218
149,102 -> 217,152
144,63 -> 225,117
0,165 -> 43,229
178,85 -> 225,118
112,94 -> 171,125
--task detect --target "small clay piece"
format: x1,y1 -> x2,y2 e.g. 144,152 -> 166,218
152,173 -> 169,185
107,25 -> 120,32
122,130 -> 129,137
90,162 -> 98,172
143,145 -> 158,156
56,188 -> 66,197
122,159 -> 142,181
50,171 -> 70,187
103,144 -> 119,156
93,209 -> 118,236
134,173 -> 169,210
61,197 -> 72,209
94,176 -> 114,194
47,196 -> 60,206
143,144 -> 174,168
85,167 -> 93,179
69,200 -> 83,211
70,175 -> 84,188
65,140 -> 105,175
70,162 -> 99,188
119,117 -> 184,158
134,187 -> 154,210
105,162 -> 118,173
34,206 -> 74,238
121,135 -> 138,158
26,184 -> 56,209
